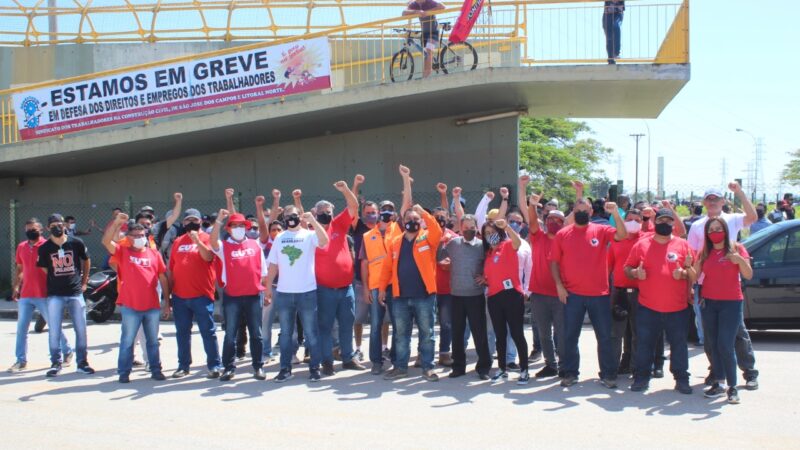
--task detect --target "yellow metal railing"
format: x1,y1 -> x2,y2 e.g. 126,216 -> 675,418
0,0 -> 689,145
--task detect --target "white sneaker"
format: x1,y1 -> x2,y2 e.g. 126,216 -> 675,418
7,361 -> 26,373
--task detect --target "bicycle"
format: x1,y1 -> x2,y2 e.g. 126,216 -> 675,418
389,21 -> 478,82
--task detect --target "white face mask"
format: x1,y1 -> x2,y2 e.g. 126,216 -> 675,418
624,221 -> 642,233
68,223 -> 76,230
132,237 -> 148,249
231,227 -> 247,241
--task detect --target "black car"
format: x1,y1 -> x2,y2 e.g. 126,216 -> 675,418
742,219 -> 800,329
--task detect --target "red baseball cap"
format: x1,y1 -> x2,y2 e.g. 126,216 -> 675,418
227,213 -> 251,229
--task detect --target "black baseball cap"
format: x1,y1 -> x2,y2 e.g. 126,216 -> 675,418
655,208 -> 674,220
47,214 -> 65,225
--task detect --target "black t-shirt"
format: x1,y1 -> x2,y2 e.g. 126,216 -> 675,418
350,218 -> 371,281
37,237 -> 90,296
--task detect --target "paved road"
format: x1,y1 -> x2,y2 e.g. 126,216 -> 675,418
0,319 -> 797,449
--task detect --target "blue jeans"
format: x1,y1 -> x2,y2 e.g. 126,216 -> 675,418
317,285 -> 356,364
47,295 -> 88,366
172,295 -> 221,371
15,297 -> 71,363
391,295 -> 435,371
562,293 -> 617,379
118,306 -> 162,375
436,294 -> 453,353
369,289 -> 392,365
275,290 -> 321,370
261,301 -> 277,358
634,304 -> 690,383
221,294 -> 263,371
602,12 -> 623,58
693,284 -> 704,344
702,299 -> 743,387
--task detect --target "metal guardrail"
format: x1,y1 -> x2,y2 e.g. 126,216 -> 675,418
0,0 -> 689,145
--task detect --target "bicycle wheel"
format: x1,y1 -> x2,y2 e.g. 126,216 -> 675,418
440,41 -> 478,74
390,49 -> 415,82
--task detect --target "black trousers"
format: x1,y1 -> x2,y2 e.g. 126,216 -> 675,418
452,294 -> 491,374
487,289 -> 529,371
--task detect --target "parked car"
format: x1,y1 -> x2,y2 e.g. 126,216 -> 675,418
741,219 -> 800,329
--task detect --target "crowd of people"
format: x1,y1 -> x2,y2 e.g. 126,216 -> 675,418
9,164 -> 777,405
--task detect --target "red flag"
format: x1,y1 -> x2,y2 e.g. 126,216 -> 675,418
448,0 -> 486,44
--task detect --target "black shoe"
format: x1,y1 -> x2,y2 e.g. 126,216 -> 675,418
46,363 -> 62,377
600,378 -> 618,389
309,368 -> 321,382
630,379 -> 649,392
254,368 -> 266,380
517,370 -> 530,385
652,369 -> 664,379
529,349 -> 543,363
119,374 -> 130,383
675,380 -> 693,395
321,361 -> 335,376
491,370 -> 508,382
206,369 -> 222,379
76,364 -> 95,375
704,373 -> 715,386
172,369 -> 190,379
274,368 -> 293,383
704,382 -> 725,398
219,369 -> 235,381
506,363 -> 521,372
448,369 -> 466,378
727,387 -> 740,404
478,372 -> 490,381
535,366 -> 558,378
608,58 -> 616,64
745,378 -> 759,390
151,371 -> 166,381
560,375 -> 578,387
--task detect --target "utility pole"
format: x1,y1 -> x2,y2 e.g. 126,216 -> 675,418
630,133 -> 645,201
615,154 -> 623,181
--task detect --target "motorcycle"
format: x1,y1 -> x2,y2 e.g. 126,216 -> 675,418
85,269 -> 118,323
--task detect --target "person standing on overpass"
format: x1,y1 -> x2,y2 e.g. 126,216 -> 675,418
403,0 -> 446,78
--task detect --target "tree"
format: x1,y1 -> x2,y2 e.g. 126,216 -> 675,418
518,117 -> 613,203
782,149 -> 800,186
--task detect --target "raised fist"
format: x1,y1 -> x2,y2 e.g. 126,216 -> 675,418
399,164 -> 411,177
292,189 -> 302,199
518,175 -> 531,186
485,191 -> 495,201
225,188 -> 235,199
188,230 -> 200,242
174,192 -> 183,201
255,196 -> 265,206
354,174 -> 365,185
436,182 -> 448,194
272,189 -> 281,199
412,204 -> 425,215
452,186 -> 462,197
500,187 -> 509,199
494,218 -> 507,229
728,181 -> 742,194
218,209 -> 230,220
116,213 -> 129,223
571,180 -> 584,190
604,202 -> 618,214
301,212 -> 314,223
529,193 -> 542,207
333,181 -> 348,192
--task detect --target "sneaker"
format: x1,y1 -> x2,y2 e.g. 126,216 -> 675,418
371,364 -> 383,375
560,375 -> 578,387
745,378 -> 759,391
491,370 -> 508,382
381,348 -> 391,363
321,361 -> 336,376
630,379 -> 649,392
254,368 -> 266,380
206,368 -> 222,379
354,349 -> 364,362
413,355 -> 422,368
608,58 -> 616,65
309,368 -> 321,382
529,349 -> 543,363
422,369 -> 439,382
63,351 -> 74,367
342,359 -> 366,371
151,371 -> 166,381
675,380 -> 693,395
652,368 -> 664,379
704,373 -> 714,386
274,368 -> 293,383
292,354 -> 301,365
506,362 -> 521,372
172,369 -> 190,378
517,370 -> 530,385
7,361 -> 26,373
219,369 -> 235,381
600,378 -> 618,389
144,363 -> 150,372
704,383 -> 726,398
76,364 -> 95,375
535,366 -> 558,378
132,359 -> 145,367
119,374 -> 130,383
448,369 -> 466,379
478,372 -> 491,381
383,367 -> 408,381
727,387 -> 740,404
438,353 -> 454,367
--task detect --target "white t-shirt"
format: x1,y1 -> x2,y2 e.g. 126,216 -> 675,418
517,238 -> 533,296
687,212 -> 745,251
266,228 -> 320,293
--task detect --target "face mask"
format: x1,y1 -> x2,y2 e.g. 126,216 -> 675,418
462,230 -> 477,242
624,221 -> 642,233
202,221 -> 211,229
693,206 -> 703,216
132,236 -> 148,249
316,213 -> 332,225
230,227 -> 247,241
49,226 -> 64,238
184,222 -> 201,232
286,214 -> 301,229
574,211 -> 590,225
486,232 -> 501,246
68,223 -> 76,230
446,222 -> 455,230
25,229 -> 40,240
546,222 -> 562,235
404,221 -> 420,233
655,222 -> 673,236
509,222 -> 522,233
270,230 -> 280,240
246,230 -> 260,239
436,217 -> 447,229
708,231 -> 726,244
380,211 -> 394,223
364,213 -> 378,225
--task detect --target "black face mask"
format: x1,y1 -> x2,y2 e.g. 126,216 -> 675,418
446,222 -> 455,230
462,230 -> 477,241
25,229 -> 40,241
436,217 -> 447,229
574,211 -> 590,225
49,226 -> 64,238
316,213 -> 332,225
202,221 -> 211,229
693,206 -> 703,216
655,222 -> 673,236
405,221 -> 420,233
286,214 -> 301,229
380,211 -> 394,223
184,222 -> 201,232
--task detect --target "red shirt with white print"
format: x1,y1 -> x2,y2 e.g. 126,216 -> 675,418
549,223 -> 617,296
115,245 -> 166,311
484,240 -> 522,297
169,232 -> 217,300
625,236 -> 695,313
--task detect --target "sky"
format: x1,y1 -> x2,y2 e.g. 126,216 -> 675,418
580,0 -> 800,200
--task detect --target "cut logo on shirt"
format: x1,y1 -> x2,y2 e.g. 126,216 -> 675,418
128,255 -> 152,267
230,248 -> 257,259
177,244 -> 198,252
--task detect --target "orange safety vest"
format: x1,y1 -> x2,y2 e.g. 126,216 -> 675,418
379,211 -> 443,297
362,222 -> 402,290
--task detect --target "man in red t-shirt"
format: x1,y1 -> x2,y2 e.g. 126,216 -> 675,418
624,208 -> 697,394
313,180 -> 367,375
549,197 -> 627,388
102,217 -> 170,383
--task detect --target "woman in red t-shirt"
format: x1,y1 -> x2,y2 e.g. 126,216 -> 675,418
694,217 -> 753,404
481,218 -> 529,384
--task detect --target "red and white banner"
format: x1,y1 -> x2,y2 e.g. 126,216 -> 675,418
12,37 -> 331,141
449,0 -> 487,44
